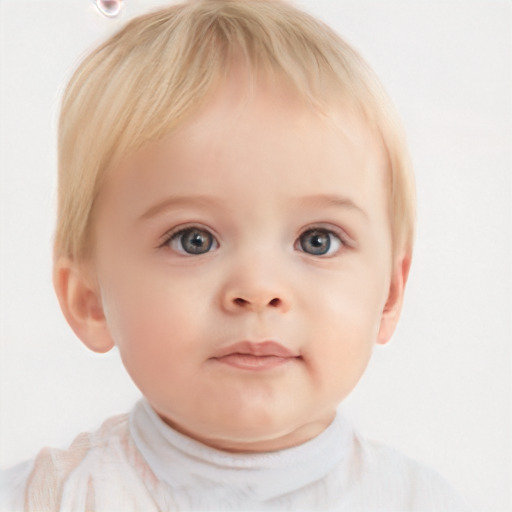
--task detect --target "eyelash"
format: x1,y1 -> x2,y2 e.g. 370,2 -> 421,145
158,224 -> 350,257
295,226 -> 346,257
158,224 -> 219,255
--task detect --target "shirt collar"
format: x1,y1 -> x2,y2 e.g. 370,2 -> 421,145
129,398 -> 352,502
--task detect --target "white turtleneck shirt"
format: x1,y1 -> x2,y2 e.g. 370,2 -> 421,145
1,399 -> 469,511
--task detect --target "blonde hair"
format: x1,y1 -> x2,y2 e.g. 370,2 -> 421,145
55,0 -> 415,260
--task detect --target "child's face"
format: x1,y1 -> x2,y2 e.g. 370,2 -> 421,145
86,76 -> 404,452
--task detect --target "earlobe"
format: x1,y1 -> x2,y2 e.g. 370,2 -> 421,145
376,253 -> 412,345
53,257 -> 115,353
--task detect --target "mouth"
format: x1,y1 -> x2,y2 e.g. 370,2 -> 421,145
209,341 -> 301,371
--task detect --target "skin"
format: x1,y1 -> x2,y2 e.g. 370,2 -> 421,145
54,74 -> 410,453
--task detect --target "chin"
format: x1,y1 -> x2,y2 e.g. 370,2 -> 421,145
198,410 -> 327,453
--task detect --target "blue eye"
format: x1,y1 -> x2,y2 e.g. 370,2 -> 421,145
298,228 -> 342,256
168,227 -> 218,255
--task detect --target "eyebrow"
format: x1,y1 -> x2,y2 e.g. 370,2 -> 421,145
139,195 -> 224,221
297,194 -> 368,219
139,193 -> 367,221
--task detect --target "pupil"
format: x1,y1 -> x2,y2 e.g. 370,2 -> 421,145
311,235 -> 323,247
183,229 -> 212,254
191,234 -> 203,246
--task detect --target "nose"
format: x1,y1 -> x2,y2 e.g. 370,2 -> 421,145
220,261 -> 292,314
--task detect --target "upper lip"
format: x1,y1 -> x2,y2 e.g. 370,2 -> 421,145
210,341 -> 299,359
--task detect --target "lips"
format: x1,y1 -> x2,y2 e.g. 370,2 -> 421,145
210,341 -> 300,371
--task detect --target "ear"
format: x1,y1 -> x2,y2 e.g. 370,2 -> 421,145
376,252 -> 412,345
53,257 -> 115,353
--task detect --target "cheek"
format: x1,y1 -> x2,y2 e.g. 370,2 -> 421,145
306,259 -> 388,334
99,264 -> 211,364
102,284 -> 209,404
300,263 -> 387,387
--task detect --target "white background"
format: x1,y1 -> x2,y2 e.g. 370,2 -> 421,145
0,0 -> 510,510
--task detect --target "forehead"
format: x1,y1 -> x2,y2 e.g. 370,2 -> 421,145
99,76 -> 389,224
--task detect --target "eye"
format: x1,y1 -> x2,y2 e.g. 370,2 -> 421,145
166,227 -> 218,255
297,228 -> 342,256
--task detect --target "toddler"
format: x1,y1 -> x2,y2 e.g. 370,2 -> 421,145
1,0 -> 470,510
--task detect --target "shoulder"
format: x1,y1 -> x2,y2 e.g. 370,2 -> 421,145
1,459 -> 34,512
344,431 -> 471,511
0,413 -> 159,512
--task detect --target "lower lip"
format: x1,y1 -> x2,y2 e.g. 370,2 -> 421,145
211,353 -> 298,371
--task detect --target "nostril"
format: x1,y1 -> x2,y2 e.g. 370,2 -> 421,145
231,297 -> 282,308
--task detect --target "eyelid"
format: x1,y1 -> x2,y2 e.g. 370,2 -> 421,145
299,223 -> 354,246
295,224 -> 355,257
156,222 -> 355,253
157,223 -> 219,250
